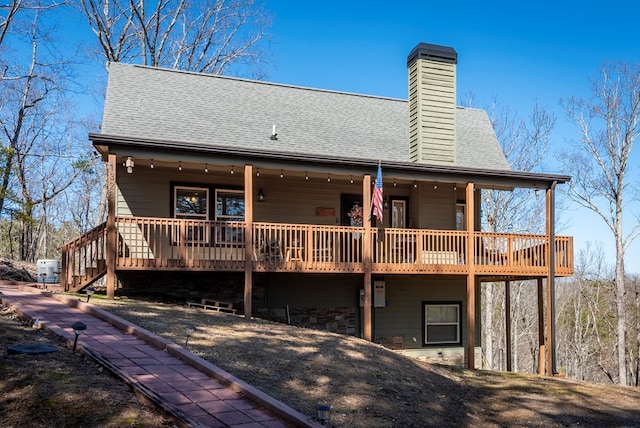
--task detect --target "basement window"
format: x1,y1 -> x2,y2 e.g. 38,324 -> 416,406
423,302 -> 461,345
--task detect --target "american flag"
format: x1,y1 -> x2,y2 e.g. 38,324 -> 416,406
373,162 -> 384,223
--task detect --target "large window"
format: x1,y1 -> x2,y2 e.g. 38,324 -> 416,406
215,189 -> 245,244
424,302 -> 461,345
175,186 -> 209,219
174,186 -> 209,243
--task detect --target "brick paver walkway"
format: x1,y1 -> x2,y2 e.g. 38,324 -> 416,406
0,284 -> 320,428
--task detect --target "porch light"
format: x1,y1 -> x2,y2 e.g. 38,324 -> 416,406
204,163 -> 208,173
256,168 -> 260,177
258,188 -> 265,202
150,159 -> 154,169
125,156 -> 134,173
71,321 -> 87,352
413,181 -> 418,188
350,175 -> 353,184
178,161 -> 182,171
85,286 -> 95,302
327,173 -> 331,182
316,404 -> 331,424
535,188 -> 540,197
305,171 -> 309,180
230,165 -> 234,174
384,197 -> 389,209
393,178 -> 397,187
185,324 -> 196,348
280,170 -> 284,179
270,124 -> 278,140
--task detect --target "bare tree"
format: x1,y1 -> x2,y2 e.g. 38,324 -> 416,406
77,0 -> 271,75
556,243 -> 618,383
463,94 -> 556,371
0,4 -> 91,261
561,61 -> 640,385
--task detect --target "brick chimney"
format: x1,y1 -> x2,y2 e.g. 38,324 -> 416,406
407,43 -> 458,165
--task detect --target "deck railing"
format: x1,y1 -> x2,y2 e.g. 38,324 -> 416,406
100,217 -> 573,276
60,222 -> 107,292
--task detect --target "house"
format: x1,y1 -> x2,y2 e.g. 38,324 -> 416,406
61,42 -> 573,373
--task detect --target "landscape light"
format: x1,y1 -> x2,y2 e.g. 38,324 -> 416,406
316,404 -> 332,424
185,324 -> 196,348
71,321 -> 87,352
85,286 -> 95,302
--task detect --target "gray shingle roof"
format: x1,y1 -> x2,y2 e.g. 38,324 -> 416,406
101,62 -> 510,171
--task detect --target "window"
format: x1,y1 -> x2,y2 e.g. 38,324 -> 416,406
392,199 -> 406,228
174,186 -> 209,243
424,302 -> 461,345
175,187 -> 209,219
215,189 -> 245,244
455,203 -> 465,231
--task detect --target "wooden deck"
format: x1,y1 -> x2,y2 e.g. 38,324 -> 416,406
61,217 -> 574,291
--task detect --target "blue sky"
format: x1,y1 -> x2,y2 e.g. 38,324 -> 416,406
260,1 -> 640,274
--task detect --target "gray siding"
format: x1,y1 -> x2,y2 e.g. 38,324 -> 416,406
374,277 -> 466,349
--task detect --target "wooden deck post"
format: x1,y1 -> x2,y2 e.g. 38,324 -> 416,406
505,280 -> 512,372
545,183 -> 558,375
537,277 -> 545,375
363,174 -> 373,341
465,182 -> 476,369
244,164 -> 254,319
106,153 -> 117,299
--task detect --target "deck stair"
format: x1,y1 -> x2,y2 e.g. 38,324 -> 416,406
60,222 -> 107,293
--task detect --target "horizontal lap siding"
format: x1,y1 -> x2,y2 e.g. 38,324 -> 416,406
374,277 -> 468,349
408,59 -> 456,165
255,177 -> 353,225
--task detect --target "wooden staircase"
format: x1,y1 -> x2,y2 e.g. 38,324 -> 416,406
60,222 -> 107,293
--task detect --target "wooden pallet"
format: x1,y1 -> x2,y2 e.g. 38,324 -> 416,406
187,298 -> 237,314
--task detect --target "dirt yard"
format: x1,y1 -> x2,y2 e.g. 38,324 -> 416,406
2,275 -> 640,427
85,294 -> 640,428
0,305 -> 175,428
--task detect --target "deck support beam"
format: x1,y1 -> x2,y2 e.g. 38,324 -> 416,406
546,183 -> 558,375
106,153 -> 117,299
537,277 -> 545,375
244,165 -> 254,319
505,280 -> 512,372
363,174 -> 373,341
465,182 -> 476,369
